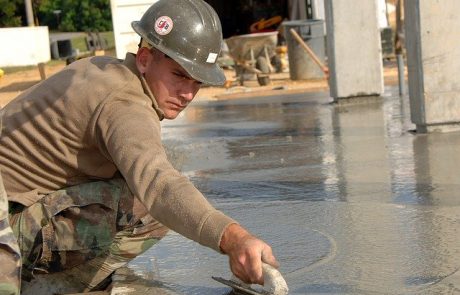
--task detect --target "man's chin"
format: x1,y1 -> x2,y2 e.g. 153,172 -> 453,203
163,110 -> 181,120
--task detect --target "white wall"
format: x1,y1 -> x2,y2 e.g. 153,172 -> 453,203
110,0 -> 158,59
0,26 -> 50,67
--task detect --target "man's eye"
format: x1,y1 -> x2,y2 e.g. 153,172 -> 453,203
172,71 -> 201,86
173,72 -> 186,79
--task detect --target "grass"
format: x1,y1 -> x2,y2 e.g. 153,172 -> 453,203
3,60 -> 65,74
71,31 -> 115,53
2,31 -> 116,73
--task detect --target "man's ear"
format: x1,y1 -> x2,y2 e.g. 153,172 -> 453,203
136,47 -> 151,74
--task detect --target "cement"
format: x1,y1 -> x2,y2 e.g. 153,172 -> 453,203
114,86 -> 460,294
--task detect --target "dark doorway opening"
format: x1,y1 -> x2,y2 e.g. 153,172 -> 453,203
205,0 -> 289,38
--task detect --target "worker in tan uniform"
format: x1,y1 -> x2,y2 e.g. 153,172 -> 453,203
0,0 -> 278,292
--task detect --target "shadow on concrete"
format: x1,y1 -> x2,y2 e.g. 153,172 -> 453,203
0,81 -> 40,93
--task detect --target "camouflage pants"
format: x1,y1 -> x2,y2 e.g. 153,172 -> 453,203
0,172 -> 21,295
9,178 -> 168,291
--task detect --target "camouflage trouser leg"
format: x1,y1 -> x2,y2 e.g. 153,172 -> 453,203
9,178 -> 169,291
0,172 -> 21,295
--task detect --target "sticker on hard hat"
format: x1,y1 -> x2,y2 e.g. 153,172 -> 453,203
206,53 -> 218,63
155,16 -> 173,35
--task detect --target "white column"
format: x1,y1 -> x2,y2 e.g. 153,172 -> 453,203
324,0 -> 384,101
405,0 -> 460,133
311,0 -> 325,20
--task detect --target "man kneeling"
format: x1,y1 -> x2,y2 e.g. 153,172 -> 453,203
0,0 -> 278,292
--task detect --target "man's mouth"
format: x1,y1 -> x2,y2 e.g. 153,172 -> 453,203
169,102 -> 185,111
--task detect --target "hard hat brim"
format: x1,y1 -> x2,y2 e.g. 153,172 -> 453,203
174,56 -> 226,86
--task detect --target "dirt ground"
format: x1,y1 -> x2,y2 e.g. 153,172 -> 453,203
0,59 -> 402,108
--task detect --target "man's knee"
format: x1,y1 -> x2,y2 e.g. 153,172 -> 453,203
110,215 -> 168,260
6,178 -> 167,275
7,179 -> 131,273
136,215 -> 169,239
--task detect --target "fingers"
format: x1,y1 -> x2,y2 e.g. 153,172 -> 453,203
228,238 -> 278,285
228,247 -> 262,284
221,224 -> 279,286
261,246 -> 280,269
246,247 -> 263,284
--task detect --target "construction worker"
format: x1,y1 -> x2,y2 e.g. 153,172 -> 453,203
0,0 -> 278,292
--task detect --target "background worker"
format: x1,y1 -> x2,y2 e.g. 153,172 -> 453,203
0,0 -> 278,292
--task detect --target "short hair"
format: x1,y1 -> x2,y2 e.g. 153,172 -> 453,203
138,38 -> 152,49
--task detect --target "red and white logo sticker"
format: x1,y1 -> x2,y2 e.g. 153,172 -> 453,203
155,16 -> 173,35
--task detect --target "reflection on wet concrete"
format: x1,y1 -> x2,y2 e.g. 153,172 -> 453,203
127,87 -> 460,294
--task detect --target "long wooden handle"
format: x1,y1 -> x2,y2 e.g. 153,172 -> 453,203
289,28 -> 329,76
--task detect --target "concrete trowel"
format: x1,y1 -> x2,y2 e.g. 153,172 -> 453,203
212,263 -> 289,295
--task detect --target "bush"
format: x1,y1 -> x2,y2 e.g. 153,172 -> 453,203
0,0 -> 112,31
38,0 -> 113,32
0,0 -> 24,27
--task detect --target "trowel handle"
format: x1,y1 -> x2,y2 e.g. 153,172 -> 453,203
231,263 -> 289,295
261,263 -> 289,295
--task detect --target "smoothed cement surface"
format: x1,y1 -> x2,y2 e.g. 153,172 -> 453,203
120,87 -> 460,294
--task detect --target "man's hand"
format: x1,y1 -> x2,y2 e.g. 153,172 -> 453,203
219,223 -> 279,285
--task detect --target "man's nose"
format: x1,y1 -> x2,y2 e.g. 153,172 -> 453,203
180,90 -> 195,102
179,81 -> 199,102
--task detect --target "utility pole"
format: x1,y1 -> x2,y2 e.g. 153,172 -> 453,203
395,0 -> 405,96
25,0 -> 35,26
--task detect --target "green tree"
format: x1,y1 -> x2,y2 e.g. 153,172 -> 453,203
38,0 -> 112,32
0,0 -> 24,27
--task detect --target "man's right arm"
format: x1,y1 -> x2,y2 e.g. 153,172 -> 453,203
94,99 -> 236,252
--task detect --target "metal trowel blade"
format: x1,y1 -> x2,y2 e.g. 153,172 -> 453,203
212,276 -> 269,295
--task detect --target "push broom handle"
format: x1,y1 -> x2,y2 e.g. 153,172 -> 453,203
289,28 -> 329,77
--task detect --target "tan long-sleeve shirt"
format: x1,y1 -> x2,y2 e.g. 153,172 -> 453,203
0,53 -> 235,252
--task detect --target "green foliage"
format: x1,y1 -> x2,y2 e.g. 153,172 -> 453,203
0,0 -> 24,27
0,0 -> 112,31
38,0 -> 112,32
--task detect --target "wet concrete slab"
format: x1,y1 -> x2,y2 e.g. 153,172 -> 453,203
121,86 -> 460,294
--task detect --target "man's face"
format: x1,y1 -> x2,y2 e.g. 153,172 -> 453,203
137,47 -> 202,119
